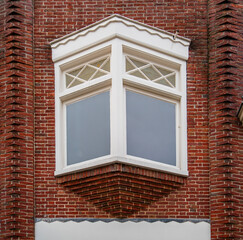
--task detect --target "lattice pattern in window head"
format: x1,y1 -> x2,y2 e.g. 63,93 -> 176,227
65,56 -> 110,89
126,56 -> 176,88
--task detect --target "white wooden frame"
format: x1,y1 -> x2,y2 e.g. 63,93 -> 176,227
51,15 -> 190,177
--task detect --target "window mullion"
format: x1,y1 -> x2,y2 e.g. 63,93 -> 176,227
110,40 -> 126,157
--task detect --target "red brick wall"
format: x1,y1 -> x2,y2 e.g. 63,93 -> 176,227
34,0 -> 210,219
0,0 -> 35,239
208,0 -> 243,238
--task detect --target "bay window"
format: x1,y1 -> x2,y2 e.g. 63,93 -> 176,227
51,14 -> 190,176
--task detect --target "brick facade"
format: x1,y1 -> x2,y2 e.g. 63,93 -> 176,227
0,0 -> 242,239
208,0 -> 243,238
0,0 -> 35,238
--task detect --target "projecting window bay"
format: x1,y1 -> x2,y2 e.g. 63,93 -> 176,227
51,15 -> 189,176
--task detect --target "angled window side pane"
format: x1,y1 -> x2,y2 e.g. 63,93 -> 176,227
66,91 -> 110,165
126,90 -> 176,166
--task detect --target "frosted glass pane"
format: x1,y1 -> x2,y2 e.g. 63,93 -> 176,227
70,79 -> 82,88
70,68 -> 82,76
142,66 -> 160,80
157,67 -> 172,76
130,70 -> 147,80
130,58 -> 146,67
90,58 -> 110,72
101,60 -> 110,72
126,60 -> 135,72
167,75 -> 176,87
156,78 -> 171,87
126,91 -> 176,166
78,66 -> 96,80
66,75 -> 74,87
91,59 -> 105,68
91,71 -> 106,80
67,91 -> 110,165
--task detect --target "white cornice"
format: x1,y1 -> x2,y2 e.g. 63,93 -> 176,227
50,14 -> 190,48
50,14 -> 190,62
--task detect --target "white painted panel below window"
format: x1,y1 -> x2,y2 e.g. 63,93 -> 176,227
35,220 -> 210,240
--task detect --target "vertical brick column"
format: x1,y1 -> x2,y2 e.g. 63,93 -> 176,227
208,0 -> 243,239
0,0 -> 35,239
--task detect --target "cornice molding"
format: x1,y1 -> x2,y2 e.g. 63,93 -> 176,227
50,14 -> 190,62
50,14 -> 190,49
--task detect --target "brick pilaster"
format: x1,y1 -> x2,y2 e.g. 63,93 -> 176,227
0,0 -> 35,239
208,0 -> 243,239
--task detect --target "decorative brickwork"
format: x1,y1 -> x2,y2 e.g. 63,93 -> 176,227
56,164 -> 185,218
208,0 -> 243,239
0,0 -> 35,239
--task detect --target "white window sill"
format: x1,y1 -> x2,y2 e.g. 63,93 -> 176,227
55,155 -> 188,177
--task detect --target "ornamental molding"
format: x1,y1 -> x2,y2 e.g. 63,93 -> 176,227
50,14 -> 190,62
36,218 -> 210,223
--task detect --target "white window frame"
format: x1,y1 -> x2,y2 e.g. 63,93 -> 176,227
51,15 -> 190,177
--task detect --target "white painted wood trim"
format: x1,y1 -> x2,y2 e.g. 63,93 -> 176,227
110,40 -> 126,157
35,219 -> 210,240
50,15 -> 190,62
53,17 -> 189,177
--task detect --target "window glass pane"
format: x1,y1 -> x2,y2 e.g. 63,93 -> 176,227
101,59 -> 110,72
130,58 -> 147,68
78,66 -> 96,80
142,66 -> 160,80
130,70 -> 147,80
155,78 -> 171,87
91,71 -> 106,80
126,56 -> 176,88
126,90 -> 176,166
70,68 -> 83,76
66,74 -> 74,87
91,59 -> 106,68
66,91 -> 110,165
69,79 -> 82,88
65,57 -> 110,89
167,74 -> 176,87
126,60 -> 135,72
157,67 -> 172,76
90,57 -> 110,72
